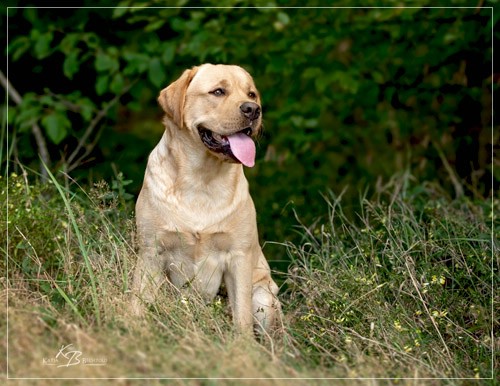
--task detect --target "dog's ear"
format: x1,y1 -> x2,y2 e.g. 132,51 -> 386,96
158,66 -> 199,128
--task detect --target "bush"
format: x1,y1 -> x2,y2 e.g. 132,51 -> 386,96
283,176 -> 495,378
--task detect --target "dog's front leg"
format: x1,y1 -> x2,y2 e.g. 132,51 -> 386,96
131,246 -> 165,316
225,254 -> 253,334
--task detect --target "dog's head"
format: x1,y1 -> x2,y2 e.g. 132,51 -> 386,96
158,63 -> 262,167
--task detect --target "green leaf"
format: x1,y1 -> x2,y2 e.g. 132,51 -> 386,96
329,71 -> 359,94
8,36 -> 31,61
110,73 -> 124,94
303,67 -> 322,79
161,43 -> 176,65
372,71 -> 385,84
304,119 -> 318,128
15,106 -> 41,132
63,51 -> 80,79
79,99 -> 95,121
95,52 -> 119,72
41,112 -> 70,144
123,52 -> 150,75
127,100 -> 141,111
60,33 -> 79,54
144,19 -> 164,32
143,35 -> 161,53
277,12 -> 290,25
108,47 -> 119,57
7,106 -> 16,125
84,33 -> 99,49
148,58 -> 166,88
112,6 -> 129,19
96,75 -> 109,96
34,31 -> 53,59
170,17 -> 200,32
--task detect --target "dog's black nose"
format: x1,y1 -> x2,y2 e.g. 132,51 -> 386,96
240,102 -> 261,121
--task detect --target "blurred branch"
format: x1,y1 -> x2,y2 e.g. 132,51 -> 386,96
65,79 -> 138,173
0,69 -> 50,182
46,89 -> 83,113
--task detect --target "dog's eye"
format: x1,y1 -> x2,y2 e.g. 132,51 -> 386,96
210,88 -> 225,96
248,91 -> 257,99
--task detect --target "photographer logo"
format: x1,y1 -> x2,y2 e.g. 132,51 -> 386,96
42,344 -> 107,368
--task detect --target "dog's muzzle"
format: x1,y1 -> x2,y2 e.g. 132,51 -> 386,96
197,126 -> 256,167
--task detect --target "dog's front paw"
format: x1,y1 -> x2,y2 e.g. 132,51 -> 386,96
252,286 -> 282,335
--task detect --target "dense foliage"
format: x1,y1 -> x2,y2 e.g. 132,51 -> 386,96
2,1 -> 496,256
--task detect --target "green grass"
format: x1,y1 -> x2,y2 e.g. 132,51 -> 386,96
1,170 -> 497,384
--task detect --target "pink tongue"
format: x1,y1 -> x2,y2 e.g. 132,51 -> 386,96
227,133 -> 256,167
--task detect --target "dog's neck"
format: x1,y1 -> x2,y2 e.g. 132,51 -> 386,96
149,124 -> 247,197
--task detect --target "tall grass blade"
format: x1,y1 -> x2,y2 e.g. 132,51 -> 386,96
43,163 -> 101,326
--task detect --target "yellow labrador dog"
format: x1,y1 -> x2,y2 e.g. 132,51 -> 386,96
132,63 -> 281,335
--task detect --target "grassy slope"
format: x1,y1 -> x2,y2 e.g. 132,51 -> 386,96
1,172 -> 497,385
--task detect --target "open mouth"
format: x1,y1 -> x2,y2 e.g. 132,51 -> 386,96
197,127 -> 256,167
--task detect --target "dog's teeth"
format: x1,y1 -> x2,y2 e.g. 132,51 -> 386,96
213,133 -> 229,143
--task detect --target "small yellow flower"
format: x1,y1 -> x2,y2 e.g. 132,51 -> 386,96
404,345 -> 412,353
394,320 -> 403,331
431,309 -> 448,318
300,309 -> 315,321
439,275 -> 446,285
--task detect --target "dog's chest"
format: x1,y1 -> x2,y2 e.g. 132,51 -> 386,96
160,230 -> 233,256
159,230 -> 233,297
152,183 -> 246,233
